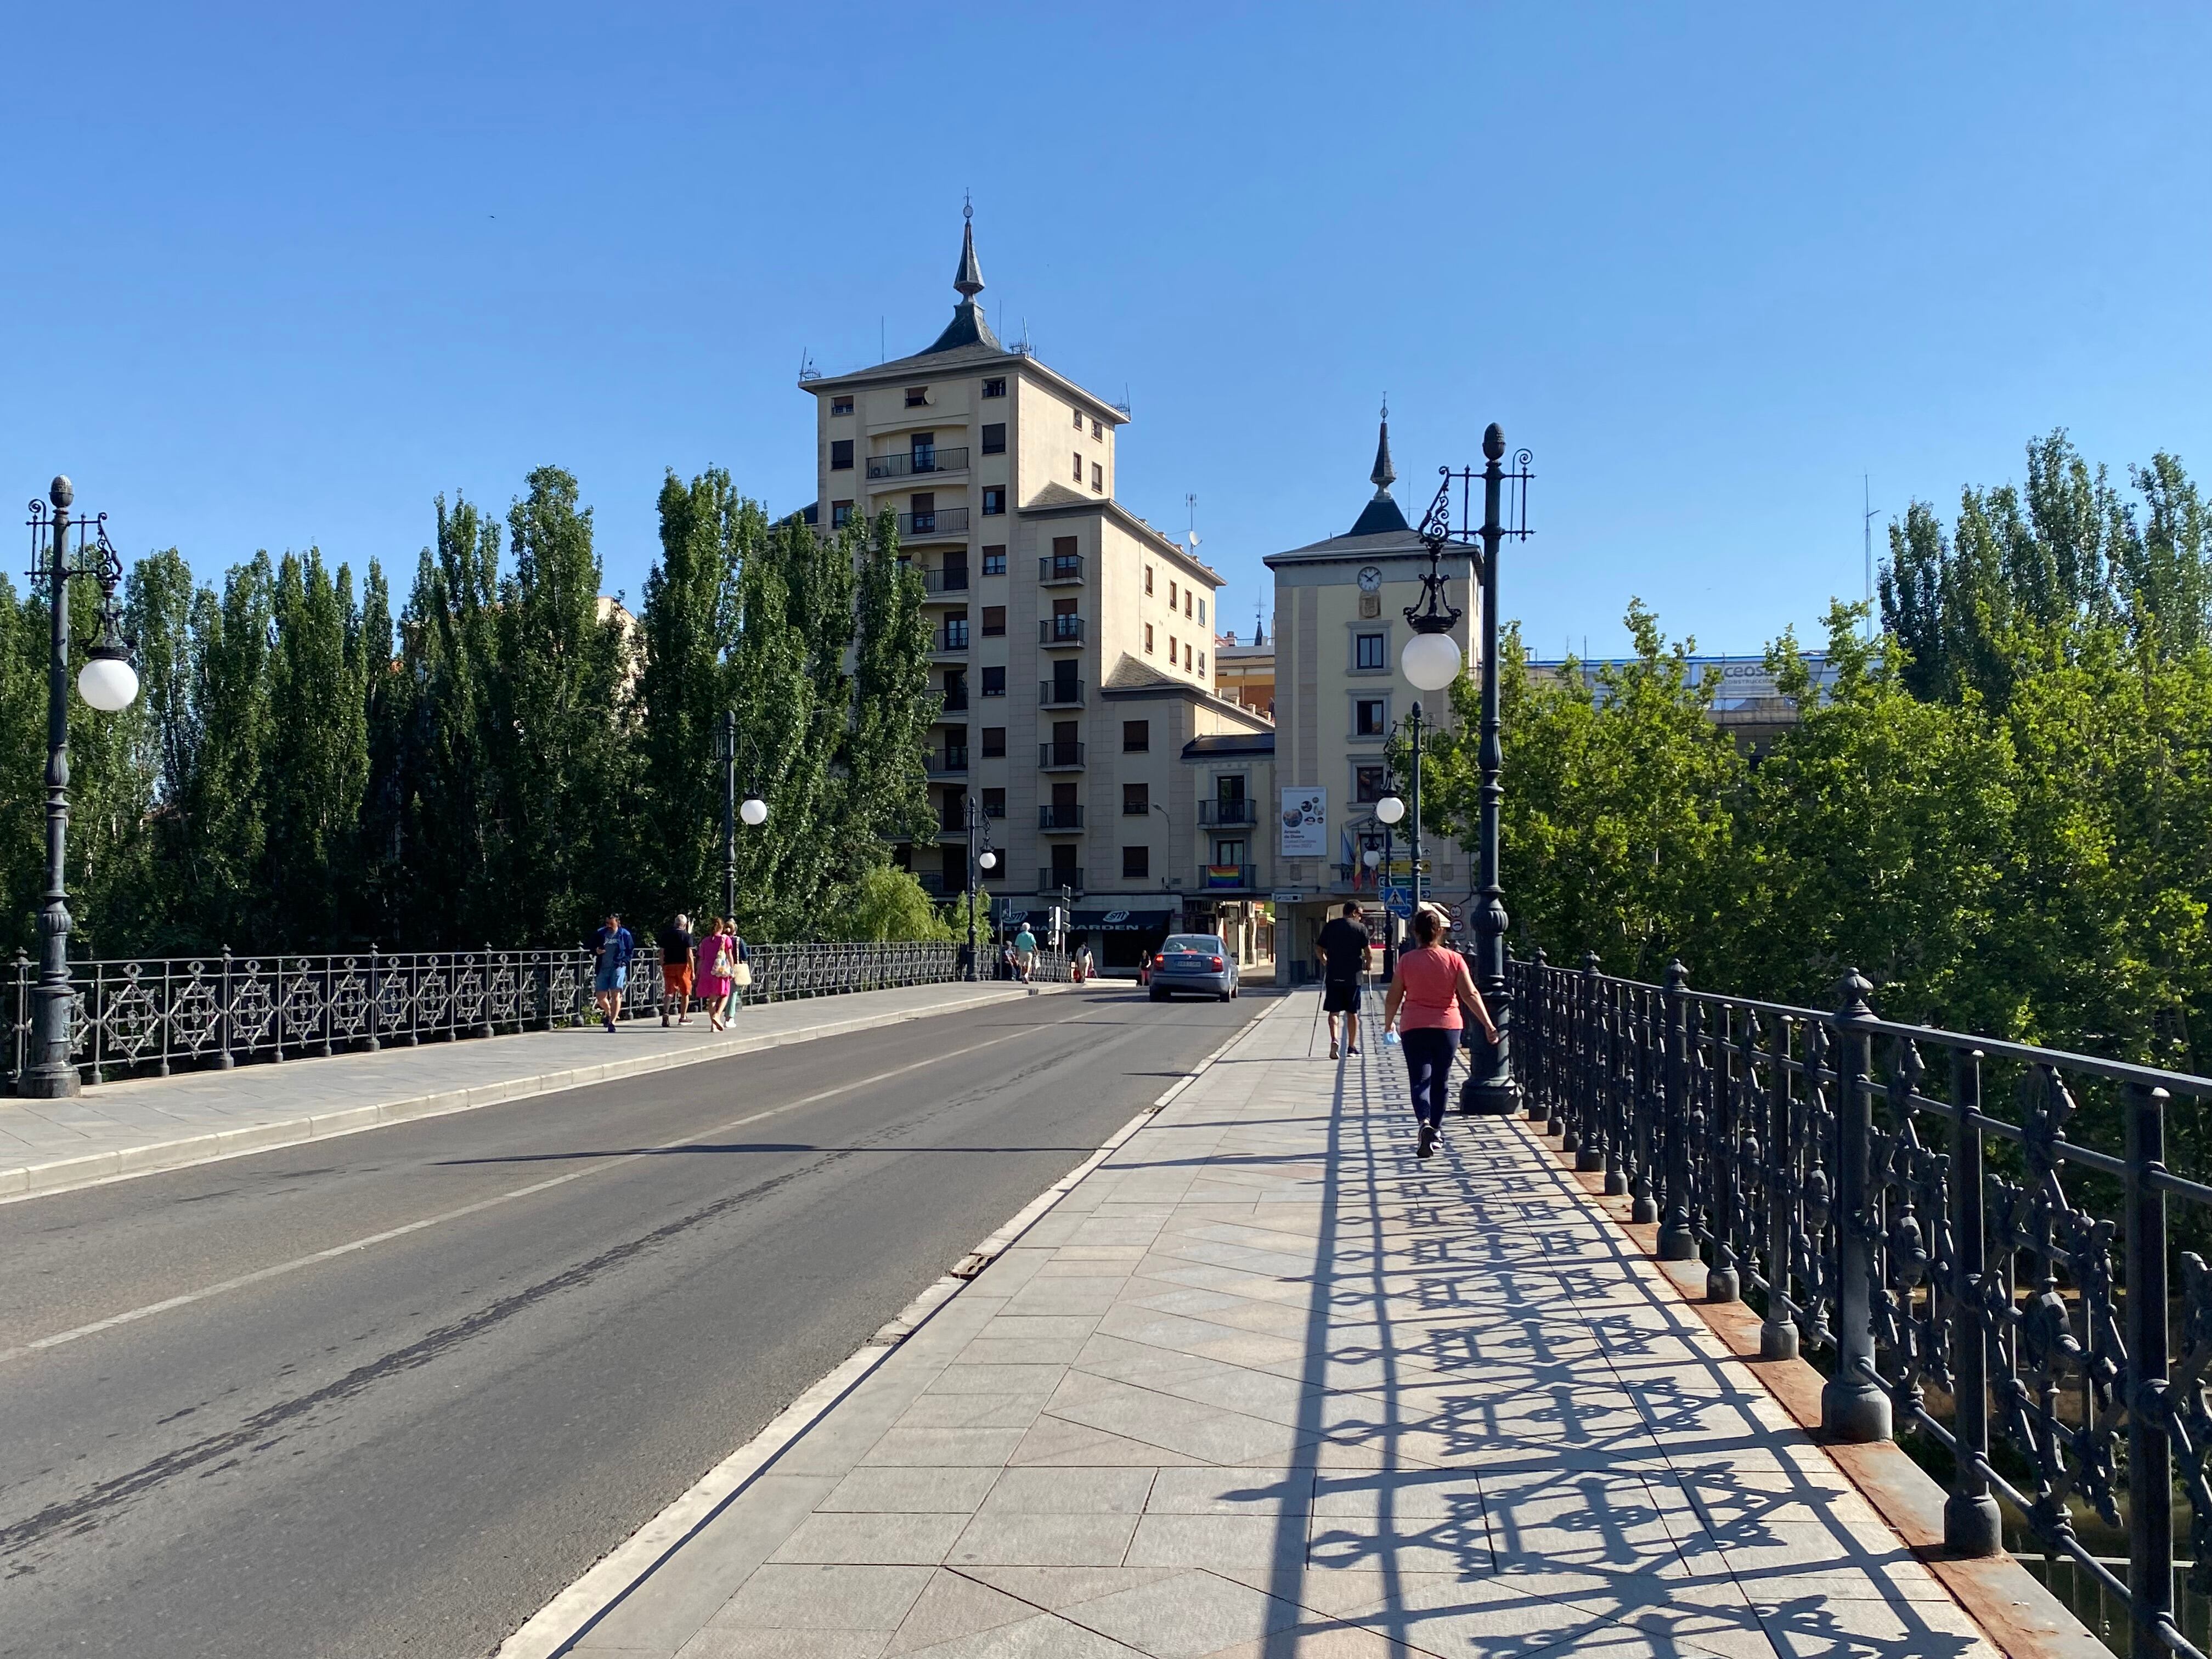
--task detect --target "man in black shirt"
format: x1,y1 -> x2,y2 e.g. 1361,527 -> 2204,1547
658,915 -> 696,1027
1314,901 -> 1370,1059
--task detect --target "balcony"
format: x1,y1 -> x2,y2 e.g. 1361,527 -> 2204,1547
1197,799 -> 1257,826
1039,554 -> 1084,584
1040,615 -> 1085,646
1039,741 -> 1086,770
922,567 -> 970,597
1039,679 -> 1085,708
900,507 -> 970,540
927,746 -> 969,778
1038,804 -> 1085,831
1200,864 -> 1257,891
1039,868 -> 1085,896
867,447 -> 969,481
934,624 -> 969,654
913,870 -> 949,896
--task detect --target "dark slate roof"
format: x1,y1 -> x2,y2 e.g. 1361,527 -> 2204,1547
1182,732 -> 1277,758
1347,494 -> 1411,536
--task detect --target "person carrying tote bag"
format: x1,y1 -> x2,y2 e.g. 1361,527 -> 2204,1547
727,929 -> 752,1017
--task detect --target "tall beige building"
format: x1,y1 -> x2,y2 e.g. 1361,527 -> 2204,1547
1264,414 -> 1475,981
800,214 -> 1274,968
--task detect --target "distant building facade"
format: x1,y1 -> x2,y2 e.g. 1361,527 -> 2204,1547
1522,653 -> 1842,748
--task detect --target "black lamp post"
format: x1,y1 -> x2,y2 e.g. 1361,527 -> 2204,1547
1408,428 -> 1534,1115
713,709 -> 767,924
22,478 -> 140,1099
961,793 -> 998,978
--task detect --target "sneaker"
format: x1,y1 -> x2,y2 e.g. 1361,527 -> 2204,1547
1329,1040 -> 1340,1059
1418,1123 -> 1437,1158
1347,1041 -> 1361,1056
604,1015 -> 616,1033
661,1014 -> 670,1028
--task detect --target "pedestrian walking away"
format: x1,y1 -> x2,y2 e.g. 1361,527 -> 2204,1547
696,917 -> 735,1032
658,913 -> 696,1026
1073,943 -> 1094,983
723,924 -> 751,1022
1382,906 -> 1499,1159
1316,899 -> 1370,1059
1013,923 -> 1037,991
589,912 -> 636,1032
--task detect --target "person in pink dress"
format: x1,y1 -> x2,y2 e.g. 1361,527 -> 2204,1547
1382,905 -> 1499,1160
696,918 -> 735,1032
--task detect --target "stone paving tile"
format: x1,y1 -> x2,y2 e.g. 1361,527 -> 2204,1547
587,991 -> 2005,1659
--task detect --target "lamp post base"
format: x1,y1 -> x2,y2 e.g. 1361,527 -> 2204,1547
1820,1376 -> 1892,1444
19,1062 -> 80,1098
1457,1077 -> 1520,1116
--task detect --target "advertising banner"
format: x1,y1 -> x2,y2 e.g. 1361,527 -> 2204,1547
1279,787 -> 1328,858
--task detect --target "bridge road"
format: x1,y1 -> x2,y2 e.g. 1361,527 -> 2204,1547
0,985 -> 1265,1658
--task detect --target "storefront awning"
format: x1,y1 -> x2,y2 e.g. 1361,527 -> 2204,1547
1067,909 -> 1175,932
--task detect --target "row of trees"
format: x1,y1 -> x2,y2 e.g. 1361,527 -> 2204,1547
0,468 -> 951,957
1420,431 -> 2212,1078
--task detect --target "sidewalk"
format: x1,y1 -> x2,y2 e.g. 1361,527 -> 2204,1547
0,979 -> 1066,1204
537,989 -> 2015,1659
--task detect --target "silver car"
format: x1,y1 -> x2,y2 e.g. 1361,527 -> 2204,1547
1148,933 -> 1240,1001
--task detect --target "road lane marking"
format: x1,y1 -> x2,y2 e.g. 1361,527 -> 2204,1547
0,1002 -> 1111,1367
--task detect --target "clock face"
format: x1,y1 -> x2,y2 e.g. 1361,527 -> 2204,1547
1357,565 -> 1382,593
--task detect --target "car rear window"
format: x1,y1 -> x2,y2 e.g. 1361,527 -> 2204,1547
1164,936 -> 1223,953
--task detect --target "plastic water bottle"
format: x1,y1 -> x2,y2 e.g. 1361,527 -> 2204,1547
1383,1028 -> 1401,1048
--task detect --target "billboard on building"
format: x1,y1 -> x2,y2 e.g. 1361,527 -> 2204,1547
1280,787 -> 1328,858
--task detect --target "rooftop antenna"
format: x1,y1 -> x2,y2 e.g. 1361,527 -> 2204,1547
1862,475 -> 1879,642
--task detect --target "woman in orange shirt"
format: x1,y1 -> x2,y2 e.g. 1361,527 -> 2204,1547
1382,906 -> 1499,1159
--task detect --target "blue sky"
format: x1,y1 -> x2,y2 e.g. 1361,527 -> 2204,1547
7,3 -> 2208,658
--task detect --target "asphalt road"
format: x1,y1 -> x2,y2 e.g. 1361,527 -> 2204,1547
0,983 -> 1267,1658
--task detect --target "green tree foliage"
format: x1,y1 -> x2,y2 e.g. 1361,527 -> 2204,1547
0,466 -> 977,957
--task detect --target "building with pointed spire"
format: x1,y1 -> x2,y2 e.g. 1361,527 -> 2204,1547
800,208 -> 1275,970
1262,405 -> 1477,981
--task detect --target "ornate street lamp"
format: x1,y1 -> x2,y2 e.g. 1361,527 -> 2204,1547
714,710 -> 769,923
1412,427 -> 1534,1115
961,793 -> 997,979
22,478 -> 142,1099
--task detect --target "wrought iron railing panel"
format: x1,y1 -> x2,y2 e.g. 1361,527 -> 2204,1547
10,941 -> 1073,1093
1508,950 -> 2212,1659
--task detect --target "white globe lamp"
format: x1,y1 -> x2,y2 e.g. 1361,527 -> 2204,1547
1401,629 -> 1462,692
738,793 -> 768,827
979,849 -> 998,872
1375,794 -> 1406,827
1362,847 -> 1380,870
78,653 -> 139,712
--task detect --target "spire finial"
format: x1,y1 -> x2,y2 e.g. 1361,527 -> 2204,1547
1369,397 -> 1397,498
954,195 -> 984,300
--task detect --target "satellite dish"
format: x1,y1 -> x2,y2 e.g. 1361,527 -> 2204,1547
1186,531 -> 1201,548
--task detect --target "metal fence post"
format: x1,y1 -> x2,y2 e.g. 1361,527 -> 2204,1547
218,947 -> 236,1069
1575,952 -> 1602,1170
1526,949 -> 1551,1124
1943,1047 -> 2000,1553
365,946 -> 381,1052
2125,1084 -> 2174,1656
1760,1013 -> 1800,1361
1822,968 -> 1891,1442
1658,961 -> 1696,1260
1707,1003 -> 1741,1302
479,946 -> 496,1037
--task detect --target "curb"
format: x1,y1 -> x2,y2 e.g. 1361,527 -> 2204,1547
0,981 -> 1072,1207
492,992 -> 1283,1659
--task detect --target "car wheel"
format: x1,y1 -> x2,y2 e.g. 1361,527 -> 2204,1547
1219,990 -> 1232,1002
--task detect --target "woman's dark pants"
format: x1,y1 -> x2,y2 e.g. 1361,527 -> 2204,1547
1400,1028 -> 1458,1128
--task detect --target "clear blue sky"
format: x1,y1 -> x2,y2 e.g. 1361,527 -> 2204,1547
8,3 -> 2207,658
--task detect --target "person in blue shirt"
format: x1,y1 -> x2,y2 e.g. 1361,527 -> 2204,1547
589,912 -> 635,1032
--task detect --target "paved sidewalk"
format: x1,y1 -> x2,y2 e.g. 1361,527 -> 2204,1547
551,989 -> 2001,1659
0,978 -> 1065,1203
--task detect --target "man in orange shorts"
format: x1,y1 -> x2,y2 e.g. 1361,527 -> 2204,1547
658,914 -> 696,1026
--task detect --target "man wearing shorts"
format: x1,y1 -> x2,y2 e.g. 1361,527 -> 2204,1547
590,912 -> 635,1033
658,913 -> 695,1026
1316,901 -> 1370,1059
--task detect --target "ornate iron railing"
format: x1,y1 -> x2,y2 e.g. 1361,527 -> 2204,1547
9,941 -> 1070,1091
1509,950 -> 2212,1659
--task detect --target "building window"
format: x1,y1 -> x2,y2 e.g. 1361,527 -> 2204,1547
1169,579 -> 1177,607
1356,698 -> 1387,736
983,787 -> 1005,816
1073,407 -> 1083,430
1123,782 -> 1149,815
1184,643 -> 1193,670
831,396 -> 854,416
1123,720 -> 1149,752
1356,632 -> 1387,671
981,545 -> 1007,575
1144,623 -> 1154,653
981,666 -> 1006,696
831,500 -> 854,528
905,386 -> 929,407
1198,651 -> 1205,676
830,438 -> 854,470
1169,634 -> 1177,663
1072,452 -> 1083,482
1198,597 -> 1206,625
982,377 -> 1006,398
1091,463 -> 1102,493
981,727 -> 1006,758
983,486 -> 1006,515
1122,845 -> 1149,879
1355,765 -> 1388,803
981,422 -> 1006,454
981,606 -> 1006,637
1144,566 -> 1154,595
1215,839 -> 1246,868
1184,590 -> 1193,618
1092,419 -> 1103,440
